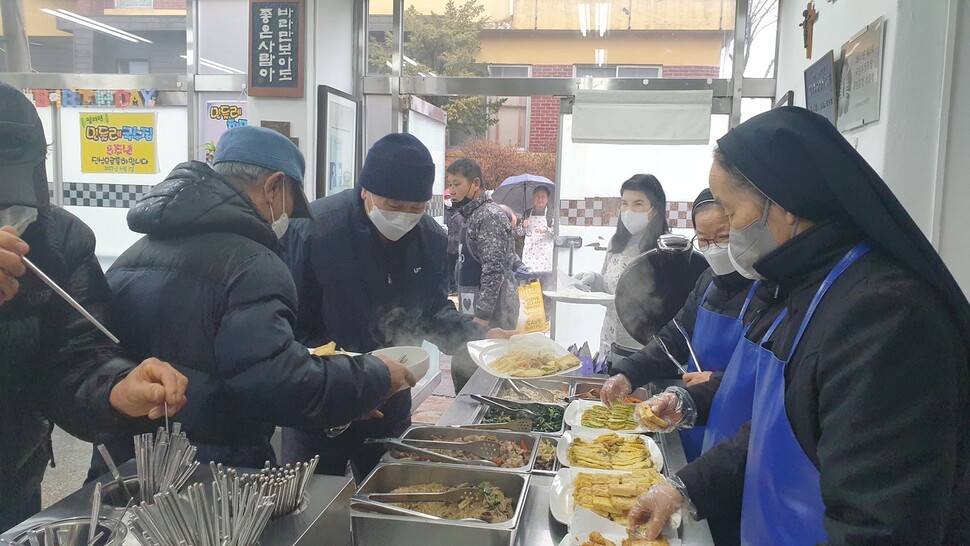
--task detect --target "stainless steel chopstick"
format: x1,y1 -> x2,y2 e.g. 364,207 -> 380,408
653,335 -> 688,375
673,319 -> 703,373
22,257 -> 120,344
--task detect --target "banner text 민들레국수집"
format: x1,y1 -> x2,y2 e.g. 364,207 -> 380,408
80,112 -> 158,175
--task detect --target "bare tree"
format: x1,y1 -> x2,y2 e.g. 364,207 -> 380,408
725,0 -> 778,77
0,0 -> 32,72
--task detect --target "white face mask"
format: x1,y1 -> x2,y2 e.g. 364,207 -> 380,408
0,205 -> 38,236
268,181 -> 289,238
368,197 -> 423,241
621,209 -> 652,234
701,245 -> 736,276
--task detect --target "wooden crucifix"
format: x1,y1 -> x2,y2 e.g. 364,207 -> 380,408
800,2 -> 819,59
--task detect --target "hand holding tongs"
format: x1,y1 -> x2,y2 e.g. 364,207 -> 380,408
653,335 -> 688,375
365,438 -> 499,467
673,319 -> 703,373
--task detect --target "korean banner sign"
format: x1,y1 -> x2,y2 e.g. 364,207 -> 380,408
80,112 -> 158,174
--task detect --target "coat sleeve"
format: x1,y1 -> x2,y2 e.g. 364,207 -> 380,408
687,372 -> 724,426
810,279 -> 967,544
421,252 -> 489,354
677,421 -> 749,521
610,273 -> 710,387
30,217 -> 143,443
213,253 -> 391,428
470,211 -> 514,321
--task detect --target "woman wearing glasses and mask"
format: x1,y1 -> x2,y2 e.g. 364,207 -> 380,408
573,174 -> 670,356
626,107 -> 969,546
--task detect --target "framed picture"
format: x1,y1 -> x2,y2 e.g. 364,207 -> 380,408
317,85 -> 359,198
837,17 -> 886,131
804,51 -> 836,125
248,0 -> 305,98
773,90 -> 794,109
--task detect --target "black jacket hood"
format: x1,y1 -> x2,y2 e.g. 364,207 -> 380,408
127,161 -> 276,248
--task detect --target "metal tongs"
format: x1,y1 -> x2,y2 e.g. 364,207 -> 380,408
653,335 -> 688,375
517,381 -> 559,402
350,494 -> 486,522
22,257 -> 120,344
454,420 -> 533,432
471,394 -> 540,419
365,438 -> 499,467
403,439 -> 503,459
367,486 -> 486,505
673,319 -> 704,373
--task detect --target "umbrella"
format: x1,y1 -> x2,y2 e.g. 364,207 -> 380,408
491,174 -> 555,217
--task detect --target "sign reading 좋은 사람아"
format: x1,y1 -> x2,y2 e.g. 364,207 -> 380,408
804,50 -> 836,127
837,17 -> 886,131
80,112 -> 158,175
249,0 -> 304,97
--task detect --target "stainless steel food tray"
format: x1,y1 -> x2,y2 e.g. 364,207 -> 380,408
351,462 -> 530,546
529,436 -> 562,476
469,397 -> 567,438
380,425 -> 540,473
491,378 -> 571,404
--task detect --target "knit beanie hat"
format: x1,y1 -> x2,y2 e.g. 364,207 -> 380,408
359,133 -> 435,202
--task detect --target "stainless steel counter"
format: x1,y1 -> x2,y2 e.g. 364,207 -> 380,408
2,461 -> 355,546
438,369 -> 714,546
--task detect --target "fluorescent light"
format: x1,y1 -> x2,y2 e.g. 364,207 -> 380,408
428,71 -> 437,77
595,48 -> 607,66
43,8 -> 153,44
417,72 -> 428,77
42,8 -> 137,43
598,3 -> 610,37
403,55 -> 419,67
577,3 -> 589,37
180,55 -> 245,74
57,9 -> 153,43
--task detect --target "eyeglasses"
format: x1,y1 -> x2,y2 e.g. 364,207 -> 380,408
691,235 -> 729,252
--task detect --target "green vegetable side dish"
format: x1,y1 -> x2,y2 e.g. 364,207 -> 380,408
483,405 -> 564,433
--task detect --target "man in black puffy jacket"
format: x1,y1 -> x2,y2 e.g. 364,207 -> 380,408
0,83 -> 188,532
279,134 -> 511,479
101,126 -> 415,468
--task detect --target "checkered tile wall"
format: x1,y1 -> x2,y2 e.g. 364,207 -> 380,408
559,198 -> 695,229
63,183 -> 151,208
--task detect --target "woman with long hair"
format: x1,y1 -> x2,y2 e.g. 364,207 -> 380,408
573,174 -> 670,355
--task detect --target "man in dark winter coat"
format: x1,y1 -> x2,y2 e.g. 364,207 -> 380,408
0,83 -> 188,532
101,126 -> 415,469
279,133 -> 511,480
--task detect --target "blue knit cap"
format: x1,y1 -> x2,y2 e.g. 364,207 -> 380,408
359,133 -> 435,202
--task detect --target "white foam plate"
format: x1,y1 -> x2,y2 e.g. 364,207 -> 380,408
564,400 -> 649,434
543,290 -> 615,306
549,468 -> 682,529
466,333 -> 582,379
557,429 -> 663,472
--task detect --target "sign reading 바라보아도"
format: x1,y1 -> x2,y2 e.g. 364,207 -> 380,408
80,112 -> 157,175
249,0 -> 304,97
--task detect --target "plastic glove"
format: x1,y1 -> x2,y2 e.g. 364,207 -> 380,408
682,371 -> 713,387
627,480 -> 685,539
600,374 -> 633,406
572,271 -> 597,292
635,387 -> 696,432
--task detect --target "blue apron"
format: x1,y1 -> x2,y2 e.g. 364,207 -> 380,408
679,280 -> 761,462
740,241 -> 872,545
702,307 -> 787,454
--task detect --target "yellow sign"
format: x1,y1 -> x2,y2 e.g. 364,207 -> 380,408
517,280 -> 549,334
80,112 -> 157,174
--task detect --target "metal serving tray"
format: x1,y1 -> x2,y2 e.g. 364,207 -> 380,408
491,378 -> 571,404
530,436 -> 562,476
471,398 -> 567,438
351,462 -> 530,546
380,426 -> 540,473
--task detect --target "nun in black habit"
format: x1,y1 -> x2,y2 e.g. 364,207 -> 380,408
627,107 -> 970,545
